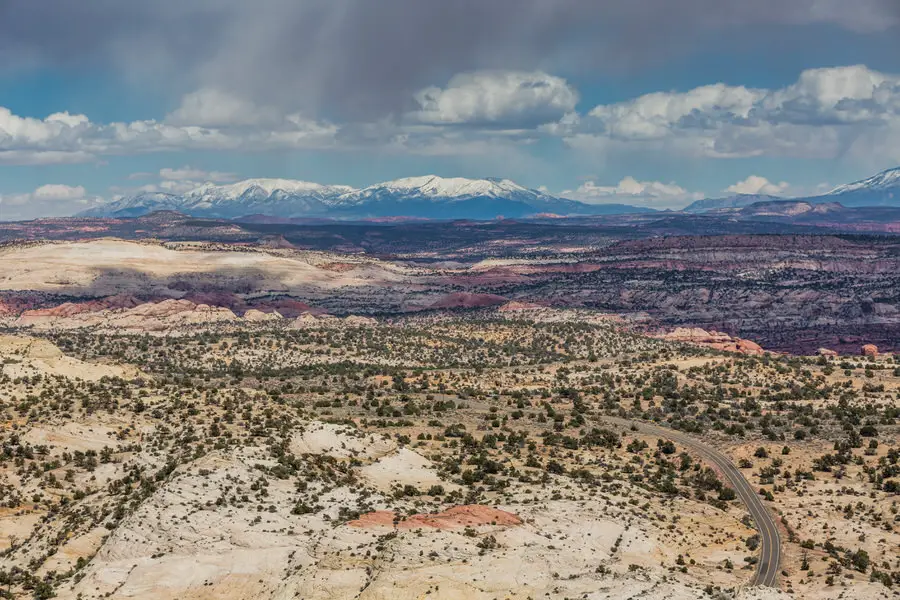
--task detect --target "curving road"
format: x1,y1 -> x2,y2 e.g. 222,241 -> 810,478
599,416 -> 781,588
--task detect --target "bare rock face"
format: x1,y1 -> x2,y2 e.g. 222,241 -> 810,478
15,299 -> 238,333
862,344 -> 879,357
0,335 -> 139,381
106,300 -> 239,332
243,309 -> 282,322
17,295 -> 142,320
661,327 -> 766,355
731,338 -> 765,355
817,348 -> 839,357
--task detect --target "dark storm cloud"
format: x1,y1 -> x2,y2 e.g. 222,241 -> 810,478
1,0 -> 898,120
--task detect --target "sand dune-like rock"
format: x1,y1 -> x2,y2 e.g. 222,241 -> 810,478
0,239 -> 410,298
243,309 -> 282,322
15,299 -> 238,332
113,300 -> 238,332
16,295 -> 143,323
661,327 -> 766,355
290,422 -> 396,460
359,447 -> 448,492
817,347 -> 839,357
0,335 -> 139,380
728,338 -> 765,355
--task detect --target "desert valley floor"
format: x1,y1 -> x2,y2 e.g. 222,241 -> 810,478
0,232 -> 898,600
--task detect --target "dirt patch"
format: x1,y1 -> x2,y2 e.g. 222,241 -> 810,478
318,262 -> 357,272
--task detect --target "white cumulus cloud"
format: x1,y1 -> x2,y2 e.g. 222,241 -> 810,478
410,71 -> 579,127
0,89 -> 340,166
724,175 -> 791,196
561,176 -> 704,209
573,65 -> 900,162
588,83 -> 764,141
0,184 -> 103,221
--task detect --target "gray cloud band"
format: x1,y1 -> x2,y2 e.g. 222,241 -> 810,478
1,0 -> 897,120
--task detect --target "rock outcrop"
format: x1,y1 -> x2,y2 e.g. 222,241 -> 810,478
243,309 -> 283,322
661,327 -> 766,355
0,335 -> 140,380
16,299 -> 238,333
862,344 -> 879,357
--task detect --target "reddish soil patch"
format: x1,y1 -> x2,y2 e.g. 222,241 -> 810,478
348,505 -> 522,530
429,292 -> 507,309
319,262 -> 357,272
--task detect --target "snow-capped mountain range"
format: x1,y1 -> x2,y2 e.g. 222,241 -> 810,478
81,175 -> 654,220
825,167 -> 900,206
81,167 -> 900,220
685,166 -> 900,213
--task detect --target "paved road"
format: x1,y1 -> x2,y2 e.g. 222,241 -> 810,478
599,416 -> 781,588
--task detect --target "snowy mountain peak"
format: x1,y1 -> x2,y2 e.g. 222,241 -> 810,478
332,175 -> 548,208
186,178 -> 354,200
828,167 -> 900,195
78,174 -> 652,219
372,175 -> 532,197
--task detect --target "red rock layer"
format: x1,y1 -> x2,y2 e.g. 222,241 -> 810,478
429,292 -> 508,309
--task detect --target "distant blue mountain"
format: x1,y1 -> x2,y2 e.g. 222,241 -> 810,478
79,175 -> 655,220
683,194 -> 781,213
685,167 -> 900,214
817,167 -> 900,208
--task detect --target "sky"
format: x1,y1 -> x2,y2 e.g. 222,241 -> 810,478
1,0 -> 900,219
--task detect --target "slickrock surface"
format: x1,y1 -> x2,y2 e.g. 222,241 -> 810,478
661,327 -> 766,355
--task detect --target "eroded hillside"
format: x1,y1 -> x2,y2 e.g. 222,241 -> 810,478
1,235 -> 898,354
